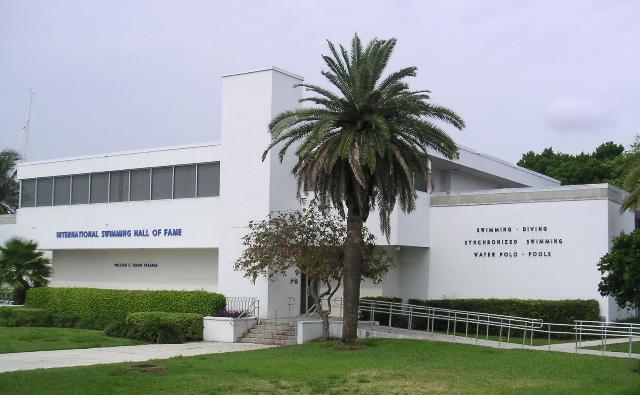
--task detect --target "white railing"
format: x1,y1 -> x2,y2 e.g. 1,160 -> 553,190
337,298 -> 640,357
225,297 -> 260,318
0,289 -> 14,305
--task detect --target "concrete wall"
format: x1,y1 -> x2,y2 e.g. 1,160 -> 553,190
50,248 -> 218,290
218,67 -> 303,316
427,186 -> 636,320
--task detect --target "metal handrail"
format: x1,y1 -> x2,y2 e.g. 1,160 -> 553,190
337,298 -> 639,357
0,288 -> 13,305
225,296 -> 260,318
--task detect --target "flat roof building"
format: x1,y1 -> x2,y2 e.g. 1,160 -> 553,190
0,67 -> 635,321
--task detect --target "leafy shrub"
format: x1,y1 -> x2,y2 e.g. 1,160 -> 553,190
104,318 -> 128,338
0,306 -> 120,330
407,298 -> 600,324
27,287 -> 225,318
0,307 -> 52,327
406,298 -> 600,338
125,312 -> 203,343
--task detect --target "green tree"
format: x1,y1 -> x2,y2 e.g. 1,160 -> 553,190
0,149 -> 21,214
517,141 -> 636,188
234,204 -> 392,339
0,237 -> 51,304
263,35 -> 464,344
621,134 -> 640,211
598,230 -> 640,310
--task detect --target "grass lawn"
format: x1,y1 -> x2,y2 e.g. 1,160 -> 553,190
0,327 -> 144,353
1,339 -> 638,394
586,341 -> 640,354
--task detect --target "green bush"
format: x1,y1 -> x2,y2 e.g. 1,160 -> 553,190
407,298 -> 600,324
104,318 -> 128,338
27,287 -> 225,318
405,298 -> 601,338
0,307 -> 52,327
0,306 -> 119,329
125,312 -> 203,343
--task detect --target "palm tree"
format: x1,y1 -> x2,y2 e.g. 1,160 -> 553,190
0,237 -> 51,304
264,35 -> 464,344
622,164 -> 640,211
0,149 -> 22,214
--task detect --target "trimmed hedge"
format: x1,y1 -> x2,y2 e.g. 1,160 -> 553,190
125,312 -> 203,343
0,307 -> 118,329
407,298 -> 600,325
0,307 -> 52,327
27,287 -> 225,318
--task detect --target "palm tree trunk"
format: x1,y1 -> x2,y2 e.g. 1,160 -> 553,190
341,205 -> 364,344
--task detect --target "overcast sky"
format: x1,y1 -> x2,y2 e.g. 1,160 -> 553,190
1,1 -> 639,163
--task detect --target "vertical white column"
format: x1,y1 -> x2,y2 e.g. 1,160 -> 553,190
217,67 -> 303,317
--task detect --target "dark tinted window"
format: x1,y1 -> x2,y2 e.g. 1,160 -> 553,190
90,172 -> 108,203
109,171 -> 129,202
173,165 -> 196,198
71,174 -> 90,204
130,169 -> 150,201
414,173 -> 428,193
21,179 -> 36,207
197,163 -> 220,197
36,178 -> 53,206
53,176 -> 71,205
151,167 -> 173,200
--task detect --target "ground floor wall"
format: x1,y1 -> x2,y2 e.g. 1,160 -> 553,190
50,248 -> 219,291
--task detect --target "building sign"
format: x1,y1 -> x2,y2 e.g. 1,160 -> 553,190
464,226 -> 563,259
56,228 -> 183,239
114,262 -> 159,269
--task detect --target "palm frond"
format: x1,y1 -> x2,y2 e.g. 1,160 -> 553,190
265,34 -> 465,239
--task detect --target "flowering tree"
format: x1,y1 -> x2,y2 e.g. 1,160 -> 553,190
234,204 -> 392,339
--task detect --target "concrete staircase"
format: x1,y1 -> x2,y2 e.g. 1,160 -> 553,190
238,320 -> 297,346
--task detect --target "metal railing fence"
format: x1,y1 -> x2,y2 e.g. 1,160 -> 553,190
335,298 -> 640,357
0,289 -> 13,305
225,297 -> 260,318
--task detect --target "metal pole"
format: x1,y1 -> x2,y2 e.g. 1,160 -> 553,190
629,327 -> 632,357
465,313 -> 469,339
548,323 -> 551,351
530,324 -> 534,347
453,312 -> 457,341
603,323 -> 607,355
21,89 -> 34,161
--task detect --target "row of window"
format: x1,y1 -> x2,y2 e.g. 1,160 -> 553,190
20,162 -> 220,207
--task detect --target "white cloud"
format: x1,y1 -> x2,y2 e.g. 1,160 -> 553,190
545,98 -> 610,133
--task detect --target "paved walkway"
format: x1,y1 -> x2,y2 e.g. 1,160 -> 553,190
357,324 -> 640,359
0,342 -> 273,373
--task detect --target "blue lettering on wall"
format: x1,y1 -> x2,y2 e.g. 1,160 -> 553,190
56,228 -> 183,239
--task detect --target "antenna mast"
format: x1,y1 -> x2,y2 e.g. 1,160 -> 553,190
21,89 -> 34,161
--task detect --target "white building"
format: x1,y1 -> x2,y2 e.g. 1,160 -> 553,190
0,67 -> 635,321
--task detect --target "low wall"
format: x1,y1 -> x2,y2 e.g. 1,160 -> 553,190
203,317 -> 257,342
296,320 -> 376,344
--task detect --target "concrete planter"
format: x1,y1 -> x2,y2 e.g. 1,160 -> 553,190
296,320 -> 380,344
203,316 -> 257,342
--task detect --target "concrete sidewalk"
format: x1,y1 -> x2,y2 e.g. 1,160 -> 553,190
0,342 -> 273,373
